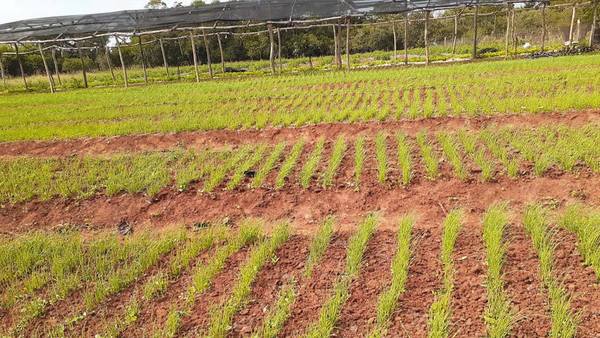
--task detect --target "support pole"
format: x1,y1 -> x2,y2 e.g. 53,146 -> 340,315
38,43 -> 55,93
14,43 -> 28,90
0,54 -> 6,88
569,4 -> 577,44
404,15 -> 409,65
277,28 -> 283,73
424,10 -> 430,65
541,3 -> 547,52
332,24 -> 338,68
105,47 -> 116,82
392,22 -> 398,60
472,2 -> 479,59
335,24 -> 343,69
190,32 -> 200,82
591,3 -> 598,47
159,38 -> 169,77
137,35 -> 148,84
217,33 -> 226,74
512,7 -> 517,53
452,14 -> 459,54
505,5 -> 511,58
115,36 -> 129,88
202,29 -> 213,78
268,24 -> 276,75
51,48 -> 62,86
346,17 -> 351,71
77,43 -> 88,88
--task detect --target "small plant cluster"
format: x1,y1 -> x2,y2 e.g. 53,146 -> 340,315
558,204 -> 600,279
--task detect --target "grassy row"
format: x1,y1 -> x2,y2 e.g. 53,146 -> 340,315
304,214 -> 377,337
2,123 -> 598,204
482,204 -> 514,337
558,204 -> 600,279
3,53 -> 599,142
368,215 -> 414,337
523,205 -> 578,338
427,209 -> 463,338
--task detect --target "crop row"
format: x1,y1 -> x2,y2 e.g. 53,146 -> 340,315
1,203 -> 597,336
1,123 -> 598,204
1,54 -> 600,142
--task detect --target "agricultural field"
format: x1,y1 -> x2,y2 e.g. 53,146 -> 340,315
1,53 -> 600,338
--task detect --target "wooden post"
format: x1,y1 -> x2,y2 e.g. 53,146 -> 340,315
38,44 -> 55,93
268,24 -> 276,75
404,14 -> 409,65
346,17 -> 351,71
277,28 -> 283,73
190,32 -> 200,82
14,43 -> 28,90
51,48 -> 62,86
392,22 -> 398,60
137,36 -> 148,84
115,36 -> 129,88
332,24 -> 338,67
424,11 -> 430,65
105,46 -> 116,82
335,24 -> 343,69
568,4 -> 577,44
77,43 -> 88,88
452,14 -> 459,54
472,2 -> 479,59
0,54 -> 6,88
541,3 -> 547,52
591,3 -> 598,47
505,5 -> 511,58
159,38 -> 169,77
512,7 -> 517,53
202,29 -> 213,78
217,33 -> 226,73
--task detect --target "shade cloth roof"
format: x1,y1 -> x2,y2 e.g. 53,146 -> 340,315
0,0 -> 539,43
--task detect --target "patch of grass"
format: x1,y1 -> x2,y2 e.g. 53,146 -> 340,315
275,140 -> 305,189
523,205 -> 578,338
323,136 -> 347,188
252,142 -> 286,188
300,138 -> 326,189
437,132 -> 467,180
558,204 -> 600,279
396,133 -> 413,186
206,222 -> 290,337
304,216 -> 336,278
482,204 -> 514,337
375,133 -> 388,184
427,209 -> 463,338
369,215 -> 414,338
204,146 -> 252,192
227,145 -> 268,190
417,131 -> 440,180
305,214 -> 377,337
353,136 -> 365,188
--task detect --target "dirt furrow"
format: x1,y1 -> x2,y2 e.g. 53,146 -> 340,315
229,235 -> 310,336
279,233 -> 349,336
335,230 -> 397,336
1,110 -> 597,157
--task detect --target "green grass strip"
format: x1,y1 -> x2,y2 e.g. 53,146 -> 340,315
205,222 -> 290,337
353,136 -> 365,189
375,133 -> 388,183
558,204 -> 600,279
368,215 -> 414,338
323,136 -> 347,188
252,142 -> 286,189
299,138 -> 326,188
482,204 -> 514,338
427,209 -> 463,338
275,139 -> 305,189
304,214 -> 377,337
227,145 -> 268,190
396,133 -> 413,186
523,205 -> 578,338
417,131 -> 440,180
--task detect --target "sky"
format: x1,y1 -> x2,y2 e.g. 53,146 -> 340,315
0,0 -> 198,24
